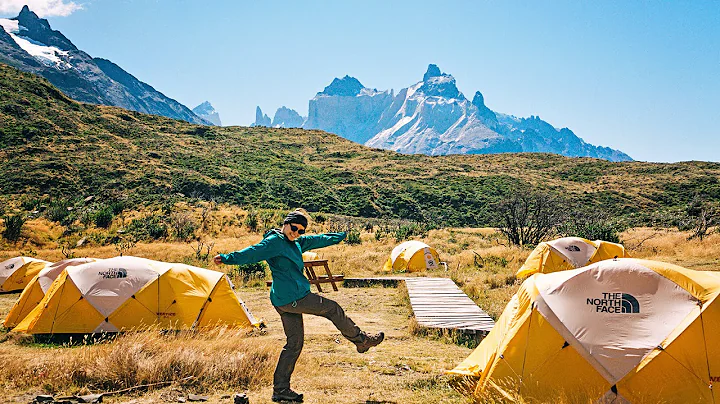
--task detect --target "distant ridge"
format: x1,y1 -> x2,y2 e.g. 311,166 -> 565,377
255,64 -> 632,162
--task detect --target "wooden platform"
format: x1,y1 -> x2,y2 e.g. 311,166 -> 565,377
342,277 -> 408,288
404,277 -> 495,335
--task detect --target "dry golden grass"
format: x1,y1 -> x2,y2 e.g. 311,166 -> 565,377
1,211 -> 718,403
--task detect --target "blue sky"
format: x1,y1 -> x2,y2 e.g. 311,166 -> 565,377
2,0 -> 719,162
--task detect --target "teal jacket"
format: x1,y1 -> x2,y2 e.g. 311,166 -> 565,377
219,229 -> 346,307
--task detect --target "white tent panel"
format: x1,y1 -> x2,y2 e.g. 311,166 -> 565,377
535,260 -> 697,383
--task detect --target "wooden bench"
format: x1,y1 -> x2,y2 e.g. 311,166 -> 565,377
266,259 -> 344,292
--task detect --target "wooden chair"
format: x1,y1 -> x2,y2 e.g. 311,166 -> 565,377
266,259 -> 344,292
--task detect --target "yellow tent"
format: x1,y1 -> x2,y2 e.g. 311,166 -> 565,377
0,257 -> 51,292
4,258 -> 99,328
13,256 -> 261,334
302,251 -> 319,261
382,240 -> 440,273
448,258 -> 720,403
516,236 -> 629,278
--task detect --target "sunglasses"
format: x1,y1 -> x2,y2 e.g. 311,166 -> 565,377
290,224 -> 306,235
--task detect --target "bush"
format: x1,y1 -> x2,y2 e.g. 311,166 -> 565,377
244,211 -> 259,232
127,215 -> 168,241
314,212 -> 327,224
109,201 -> 126,215
2,214 -> 25,241
171,212 -> 197,241
46,199 -> 72,224
230,262 -> 267,279
94,206 -> 114,229
345,229 -> 362,245
557,210 -> 625,243
394,222 -> 431,242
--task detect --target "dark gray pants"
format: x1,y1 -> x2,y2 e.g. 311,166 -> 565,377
273,292 -> 363,391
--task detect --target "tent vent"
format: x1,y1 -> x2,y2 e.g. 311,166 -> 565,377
611,385 -> 618,394
562,341 -> 569,349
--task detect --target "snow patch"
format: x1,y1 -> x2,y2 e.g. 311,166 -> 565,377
0,18 -> 20,33
1,20 -> 72,69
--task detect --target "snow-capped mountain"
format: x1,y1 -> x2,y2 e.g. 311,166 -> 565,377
192,101 -> 221,126
0,6 -> 208,125
254,64 -> 632,161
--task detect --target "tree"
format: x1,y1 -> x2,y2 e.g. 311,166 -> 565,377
495,191 -> 565,247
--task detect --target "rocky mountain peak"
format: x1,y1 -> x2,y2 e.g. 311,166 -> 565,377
192,101 -> 221,126
253,106 -> 271,127
193,101 -> 215,115
423,64 -> 443,82
418,65 -> 461,99
12,5 -> 77,51
472,91 -> 498,124
319,75 -> 364,96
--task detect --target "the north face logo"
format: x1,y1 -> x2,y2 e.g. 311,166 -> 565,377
98,267 -> 128,279
586,292 -> 640,313
5,263 -> 15,270
566,245 -> 581,252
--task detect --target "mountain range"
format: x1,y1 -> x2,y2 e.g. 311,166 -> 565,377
0,5 -> 210,125
254,64 -> 632,162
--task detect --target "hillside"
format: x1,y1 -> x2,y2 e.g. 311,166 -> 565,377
1,63 -> 719,227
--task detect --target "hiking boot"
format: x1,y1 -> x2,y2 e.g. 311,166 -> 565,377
271,388 -> 304,403
355,331 -> 385,353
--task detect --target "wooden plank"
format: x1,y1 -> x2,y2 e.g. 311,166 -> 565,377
405,277 -> 495,333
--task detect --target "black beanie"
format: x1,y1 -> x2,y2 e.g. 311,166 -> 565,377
283,211 -> 308,228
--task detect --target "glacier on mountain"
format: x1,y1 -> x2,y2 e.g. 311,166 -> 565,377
254,64 -> 632,162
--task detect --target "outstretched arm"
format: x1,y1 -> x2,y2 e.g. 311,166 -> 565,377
297,232 -> 347,252
214,236 -> 281,266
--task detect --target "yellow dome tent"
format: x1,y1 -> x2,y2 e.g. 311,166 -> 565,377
0,257 -> 51,292
383,241 -> 440,273
449,258 -> 720,403
13,256 -> 261,334
4,258 -> 99,328
516,236 -> 629,278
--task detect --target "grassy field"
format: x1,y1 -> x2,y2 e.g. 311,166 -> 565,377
0,208 -> 718,403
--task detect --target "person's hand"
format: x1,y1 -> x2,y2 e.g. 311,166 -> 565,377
213,255 -> 223,265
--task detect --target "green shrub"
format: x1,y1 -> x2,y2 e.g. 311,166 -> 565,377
46,199 -> 72,223
313,212 -> 327,224
171,212 -> 197,241
127,215 -> 168,240
244,210 -> 259,232
346,229 -> 362,245
393,222 -> 431,242
2,214 -> 25,241
230,262 -> 267,279
94,206 -> 114,229
557,211 -> 625,243
109,201 -> 126,215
